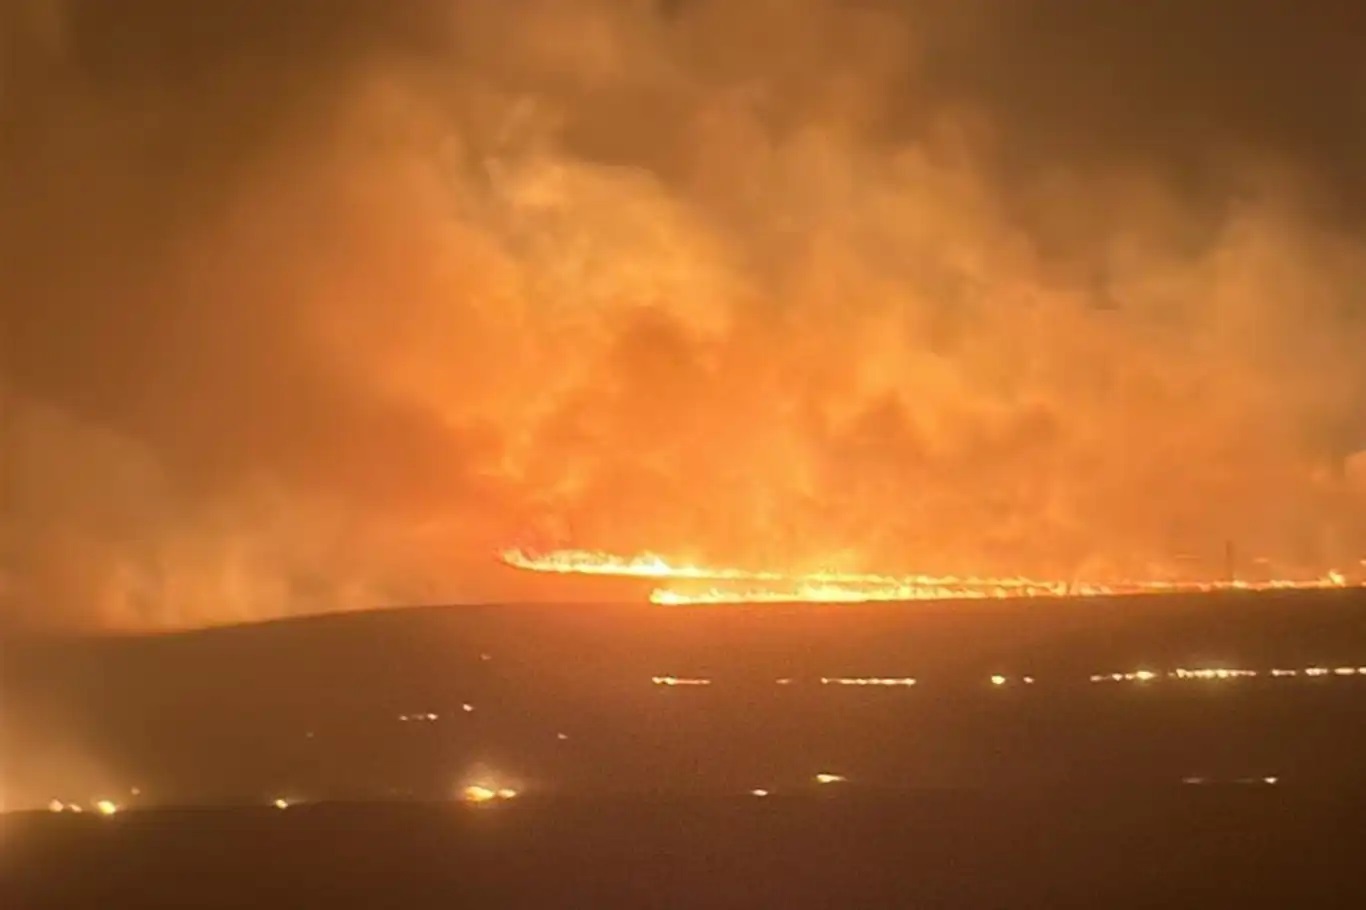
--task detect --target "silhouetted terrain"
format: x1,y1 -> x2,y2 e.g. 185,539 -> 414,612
5,591 -> 1366,905
4,791 -> 1365,908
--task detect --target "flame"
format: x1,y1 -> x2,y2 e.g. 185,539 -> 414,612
461,783 -> 519,804
500,548 -> 1360,605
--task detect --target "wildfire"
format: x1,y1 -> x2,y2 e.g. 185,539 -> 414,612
499,548 -> 1360,605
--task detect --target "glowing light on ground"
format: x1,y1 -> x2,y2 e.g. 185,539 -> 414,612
94,800 -> 118,816
750,789 -> 770,797
820,676 -> 917,687
461,784 -> 518,805
500,548 -> 1361,606
462,785 -> 497,804
652,675 -> 712,686
814,773 -> 847,784
1083,665 -> 1366,683
274,798 -> 291,810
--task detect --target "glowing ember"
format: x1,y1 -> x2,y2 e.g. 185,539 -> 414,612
462,784 -> 518,804
462,785 -> 497,804
500,548 -> 1362,606
820,676 -> 917,687
652,675 -> 712,687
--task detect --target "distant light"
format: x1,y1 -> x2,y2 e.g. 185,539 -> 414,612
1181,777 -> 1206,785
556,733 -> 569,741
814,773 -> 846,784
130,787 -> 142,797
426,713 -> 439,721
47,799 -> 65,813
651,675 -> 711,687
1171,667 -> 1257,681
775,678 -> 793,685
750,789 -> 770,797
462,784 -> 516,804
305,731 -> 315,739
462,703 -> 475,713
990,675 -> 1007,686
274,798 -> 290,810
480,653 -> 492,662
1023,676 -> 1035,684
463,785 -> 497,804
1263,776 -> 1279,785
95,800 -> 118,816
69,804 -> 84,814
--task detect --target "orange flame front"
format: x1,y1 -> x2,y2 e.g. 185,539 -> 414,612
498,548 -> 1357,605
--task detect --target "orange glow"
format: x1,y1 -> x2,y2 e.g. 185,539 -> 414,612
461,785 -> 497,804
500,548 -> 1361,605
652,675 -> 712,687
461,784 -> 519,804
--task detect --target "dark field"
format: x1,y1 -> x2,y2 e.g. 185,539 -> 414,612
5,789 -> 1365,908
5,590 -> 1366,905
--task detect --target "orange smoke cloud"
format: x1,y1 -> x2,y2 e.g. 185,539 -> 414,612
4,0 -> 1366,629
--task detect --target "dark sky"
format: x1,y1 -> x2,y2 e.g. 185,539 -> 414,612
4,0 -> 1366,630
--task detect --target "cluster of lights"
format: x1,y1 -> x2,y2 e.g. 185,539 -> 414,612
646,668 -> 1366,688
1170,668 -> 1259,680
1090,665 -> 1366,684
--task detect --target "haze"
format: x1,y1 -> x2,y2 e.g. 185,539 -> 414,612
5,0 -> 1366,630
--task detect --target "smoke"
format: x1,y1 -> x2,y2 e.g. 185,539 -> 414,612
4,0 -> 1366,629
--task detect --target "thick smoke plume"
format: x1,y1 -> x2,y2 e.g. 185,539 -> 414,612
4,0 -> 1366,629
